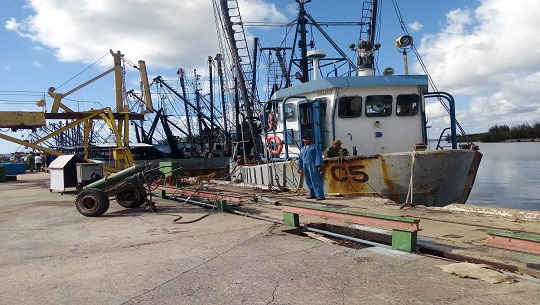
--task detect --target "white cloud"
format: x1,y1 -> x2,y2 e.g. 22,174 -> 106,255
6,0 -> 286,69
416,0 -> 540,133
32,61 -> 42,67
238,0 -> 288,22
5,18 -> 20,31
408,21 -> 423,32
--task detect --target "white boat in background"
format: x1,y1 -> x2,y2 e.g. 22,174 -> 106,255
215,0 -> 482,207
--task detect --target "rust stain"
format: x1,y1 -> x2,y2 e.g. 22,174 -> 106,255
324,157 -> 370,195
379,156 -> 398,201
322,154 -> 412,203
416,184 -> 439,194
322,155 -> 407,202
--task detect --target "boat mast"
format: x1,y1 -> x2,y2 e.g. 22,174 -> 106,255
251,37 -> 259,102
286,0 -> 359,84
285,0 -> 311,86
298,0 -> 310,83
218,0 -> 261,156
208,56 -> 215,154
194,70 -> 204,147
369,0 -> 377,46
215,54 -> 230,150
177,69 -> 193,141
356,0 -> 379,75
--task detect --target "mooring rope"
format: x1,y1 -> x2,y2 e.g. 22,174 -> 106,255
401,151 -> 417,209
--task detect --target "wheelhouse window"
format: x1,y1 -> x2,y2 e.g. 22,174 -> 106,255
396,94 -> 419,116
338,96 -> 362,118
365,95 -> 392,117
299,103 -> 312,125
284,103 -> 296,121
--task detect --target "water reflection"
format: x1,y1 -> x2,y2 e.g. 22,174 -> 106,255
467,142 -> 540,211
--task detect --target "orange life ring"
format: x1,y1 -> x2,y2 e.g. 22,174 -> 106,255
266,134 -> 283,155
267,113 -> 276,130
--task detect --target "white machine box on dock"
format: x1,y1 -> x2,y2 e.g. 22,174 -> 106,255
49,155 -> 90,193
76,163 -> 103,184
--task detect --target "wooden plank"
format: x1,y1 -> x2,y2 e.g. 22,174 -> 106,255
485,231 -> 540,255
282,205 -> 420,232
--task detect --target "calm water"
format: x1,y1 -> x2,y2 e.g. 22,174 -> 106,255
467,142 -> 540,211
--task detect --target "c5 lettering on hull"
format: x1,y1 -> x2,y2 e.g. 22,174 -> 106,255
329,164 -> 369,183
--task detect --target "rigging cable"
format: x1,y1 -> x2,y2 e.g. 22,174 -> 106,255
391,0 -> 472,143
374,0 -> 383,75
55,52 -> 110,91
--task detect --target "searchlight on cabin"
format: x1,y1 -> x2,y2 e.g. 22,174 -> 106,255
395,35 -> 413,48
395,35 -> 414,75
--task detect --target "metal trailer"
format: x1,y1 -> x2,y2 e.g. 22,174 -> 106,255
75,164 -> 162,217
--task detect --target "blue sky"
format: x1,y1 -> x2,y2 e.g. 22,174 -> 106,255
1,0 -> 540,153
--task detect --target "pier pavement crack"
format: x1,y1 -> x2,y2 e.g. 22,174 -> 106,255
118,224 -> 275,305
119,225 -> 263,249
265,281 -> 279,305
0,294 -> 25,303
268,243 -> 325,258
0,228 -> 49,232
339,275 -> 353,305
398,256 -> 426,267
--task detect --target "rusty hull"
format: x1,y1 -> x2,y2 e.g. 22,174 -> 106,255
322,149 -> 482,207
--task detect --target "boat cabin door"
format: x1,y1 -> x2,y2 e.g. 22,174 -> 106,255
298,99 -> 326,147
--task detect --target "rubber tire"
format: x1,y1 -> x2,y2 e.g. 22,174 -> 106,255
75,188 -> 110,217
115,188 -> 146,208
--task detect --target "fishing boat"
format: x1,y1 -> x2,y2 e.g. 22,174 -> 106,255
0,51 -> 232,177
215,0 -> 482,207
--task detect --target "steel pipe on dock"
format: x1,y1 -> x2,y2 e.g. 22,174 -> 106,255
85,164 -> 144,189
161,194 -> 390,249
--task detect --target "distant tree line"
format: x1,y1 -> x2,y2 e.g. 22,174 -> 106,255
461,123 -> 540,142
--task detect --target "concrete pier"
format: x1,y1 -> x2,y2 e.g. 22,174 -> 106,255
0,173 -> 538,305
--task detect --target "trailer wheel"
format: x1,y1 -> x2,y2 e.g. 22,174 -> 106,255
75,188 -> 110,217
116,188 -> 146,208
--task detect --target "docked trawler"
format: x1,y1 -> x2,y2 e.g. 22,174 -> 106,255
218,0 -> 482,207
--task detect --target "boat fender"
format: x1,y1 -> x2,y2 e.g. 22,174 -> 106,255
266,134 -> 283,155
